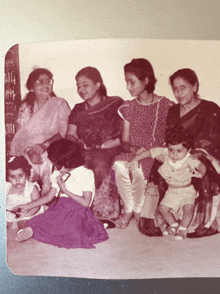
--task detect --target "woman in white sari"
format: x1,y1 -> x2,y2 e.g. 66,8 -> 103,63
10,68 -> 71,196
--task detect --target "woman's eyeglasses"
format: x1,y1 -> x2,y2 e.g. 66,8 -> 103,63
35,79 -> 54,86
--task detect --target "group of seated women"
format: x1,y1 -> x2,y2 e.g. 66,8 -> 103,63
8,58 -> 220,246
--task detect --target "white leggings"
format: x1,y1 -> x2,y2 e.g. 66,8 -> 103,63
113,161 -> 147,213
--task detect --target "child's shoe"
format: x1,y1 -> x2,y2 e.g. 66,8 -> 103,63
163,225 -> 178,237
175,229 -> 187,240
15,227 -> 33,242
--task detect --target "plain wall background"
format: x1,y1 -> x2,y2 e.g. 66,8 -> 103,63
19,39 -> 220,109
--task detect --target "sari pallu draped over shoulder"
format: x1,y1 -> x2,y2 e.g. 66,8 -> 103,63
10,97 -> 71,156
69,96 -> 124,149
167,100 -> 220,160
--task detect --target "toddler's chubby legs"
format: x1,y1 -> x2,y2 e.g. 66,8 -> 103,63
159,204 -> 179,236
159,203 -> 194,239
181,204 -> 194,228
113,160 -> 146,228
159,204 -> 177,227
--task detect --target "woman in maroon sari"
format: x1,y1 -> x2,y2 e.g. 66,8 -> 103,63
67,67 -> 124,223
139,68 -> 220,238
167,68 -> 220,237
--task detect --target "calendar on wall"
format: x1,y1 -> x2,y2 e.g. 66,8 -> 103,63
5,44 -> 21,158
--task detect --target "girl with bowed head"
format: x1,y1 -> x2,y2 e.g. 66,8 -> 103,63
67,66 -> 124,223
14,139 -> 109,248
113,58 -> 174,229
10,68 -> 71,196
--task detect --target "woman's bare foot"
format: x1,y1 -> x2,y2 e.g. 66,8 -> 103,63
134,212 -> 140,224
115,212 -> 133,229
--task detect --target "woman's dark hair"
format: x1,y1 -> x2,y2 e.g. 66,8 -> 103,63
166,126 -> 193,150
124,58 -> 157,93
75,66 -> 107,96
26,68 -> 53,90
47,139 -> 85,170
22,68 -> 56,112
169,68 -> 199,96
6,156 -> 32,181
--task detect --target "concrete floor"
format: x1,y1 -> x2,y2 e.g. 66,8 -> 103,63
7,219 -> 220,279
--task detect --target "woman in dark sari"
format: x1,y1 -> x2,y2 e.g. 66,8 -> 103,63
167,68 -> 220,237
67,66 -> 124,223
140,68 -> 220,237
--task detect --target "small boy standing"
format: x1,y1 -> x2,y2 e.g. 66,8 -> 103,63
130,126 -> 206,240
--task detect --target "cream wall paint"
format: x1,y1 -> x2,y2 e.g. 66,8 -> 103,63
19,39 -> 220,109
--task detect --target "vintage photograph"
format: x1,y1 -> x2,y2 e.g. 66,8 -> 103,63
5,38 -> 220,279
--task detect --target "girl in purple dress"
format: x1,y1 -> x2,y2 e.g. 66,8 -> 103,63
113,58 -> 174,229
14,139 -> 109,249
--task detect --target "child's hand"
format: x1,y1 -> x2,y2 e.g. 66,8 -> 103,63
31,143 -> 47,154
130,146 -> 140,153
15,210 -> 27,219
13,204 -> 29,215
136,147 -> 147,155
56,175 -> 67,193
26,149 -> 43,164
127,159 -> 138,169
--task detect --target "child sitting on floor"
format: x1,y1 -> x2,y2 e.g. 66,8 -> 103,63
13,138 -> 109,248
6,156 -> 44,231
130,126 -> 206,240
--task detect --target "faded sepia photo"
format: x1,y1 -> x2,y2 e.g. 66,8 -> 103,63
5,38 -> 220,279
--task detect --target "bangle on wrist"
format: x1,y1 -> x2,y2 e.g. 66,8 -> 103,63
25,147 -> 31,154
42,141 -> 50,150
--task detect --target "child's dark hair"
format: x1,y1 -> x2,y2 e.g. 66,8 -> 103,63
47,139 -> 85,170
6,156 -> 32,181
165,126 -> 193,150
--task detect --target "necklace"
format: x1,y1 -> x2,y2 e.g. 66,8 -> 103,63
137,93 -> 155,104
151,93 -> 155,103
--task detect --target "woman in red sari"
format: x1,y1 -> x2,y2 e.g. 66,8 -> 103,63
67,67 -> 124,223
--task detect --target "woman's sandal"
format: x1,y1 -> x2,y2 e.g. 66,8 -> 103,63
115,216 -> 131,229
15,227 -> 33,242
99,219 -> 116,229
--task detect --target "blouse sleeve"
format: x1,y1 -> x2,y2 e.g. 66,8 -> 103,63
80,168 -> 95,192
68,103 -> 85,125
57,98 -> 71,137
166,104 -> 179,128
118,101 -> 131,123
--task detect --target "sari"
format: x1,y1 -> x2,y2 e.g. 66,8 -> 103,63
10,97 -> 71,194
139,100 -> 220,237
68,96 -> 124,221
